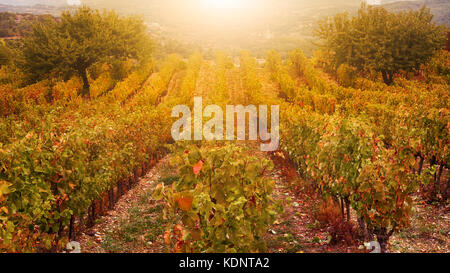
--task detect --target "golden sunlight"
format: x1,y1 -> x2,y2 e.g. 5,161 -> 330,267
201,0 -> 256,14
202,0 -> 241,10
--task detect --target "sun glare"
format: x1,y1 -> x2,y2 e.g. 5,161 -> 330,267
201,0 -> 259,14
202,0 -> 242,10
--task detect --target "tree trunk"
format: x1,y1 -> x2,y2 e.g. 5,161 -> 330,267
118,180 -> 122,198
430,156 -> 437,199
79,68 -> 90,98
388,72 -> 393,85
109,188 -> 114,210
345,197 -> 350,222
418,156 -> 424,175
358,217 -> 369,241
69,215 -> 75,240
444,177 -> 450,202
98,198 -> 104,216
88,203 -> 96,227
381,71 -> 394,85
436,164 -> 443,196
375,228 -> 390,253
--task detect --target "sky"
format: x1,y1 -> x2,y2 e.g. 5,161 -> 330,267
0,0 -> 376,7
0,0 -> 418,7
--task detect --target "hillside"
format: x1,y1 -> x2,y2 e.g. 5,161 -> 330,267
0,3 -> 448,256
0,12 -> 57,37
0,46 -> 448,254
0,0 -> 66,6
384,0 -> 450,25
0,0 -> 448,56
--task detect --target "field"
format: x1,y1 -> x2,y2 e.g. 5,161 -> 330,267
0,47 -> 448,253
0,1 -> 449,254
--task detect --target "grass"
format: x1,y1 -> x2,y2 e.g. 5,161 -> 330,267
159,175 -> 179,186
101,197 -> 168,252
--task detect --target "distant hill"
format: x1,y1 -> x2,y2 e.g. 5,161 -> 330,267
0,0 -> 447,57
0,0 -> 66,6
0,12 -> 57,38
0,3 -> 71,16
383,0 -> 449,26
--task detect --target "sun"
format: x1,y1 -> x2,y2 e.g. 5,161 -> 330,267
66,0 -> 81,6
202,0 -> 244,11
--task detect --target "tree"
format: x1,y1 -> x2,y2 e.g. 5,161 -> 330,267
315,4 -> 446,85
20,6 -> 153,97
0,42 -> 10,66
446,30 -> 450,51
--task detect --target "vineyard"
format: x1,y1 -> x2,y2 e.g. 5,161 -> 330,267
0,4 -> 449,254
0,47 -> 448,253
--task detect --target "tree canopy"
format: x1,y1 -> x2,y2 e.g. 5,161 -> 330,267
20,6 -> 153,97
0,42 -> 10,66
315,4 -> 446,85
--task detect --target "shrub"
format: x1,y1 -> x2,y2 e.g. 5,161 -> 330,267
336,64 -> 357,87
154,144 -> 282,253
